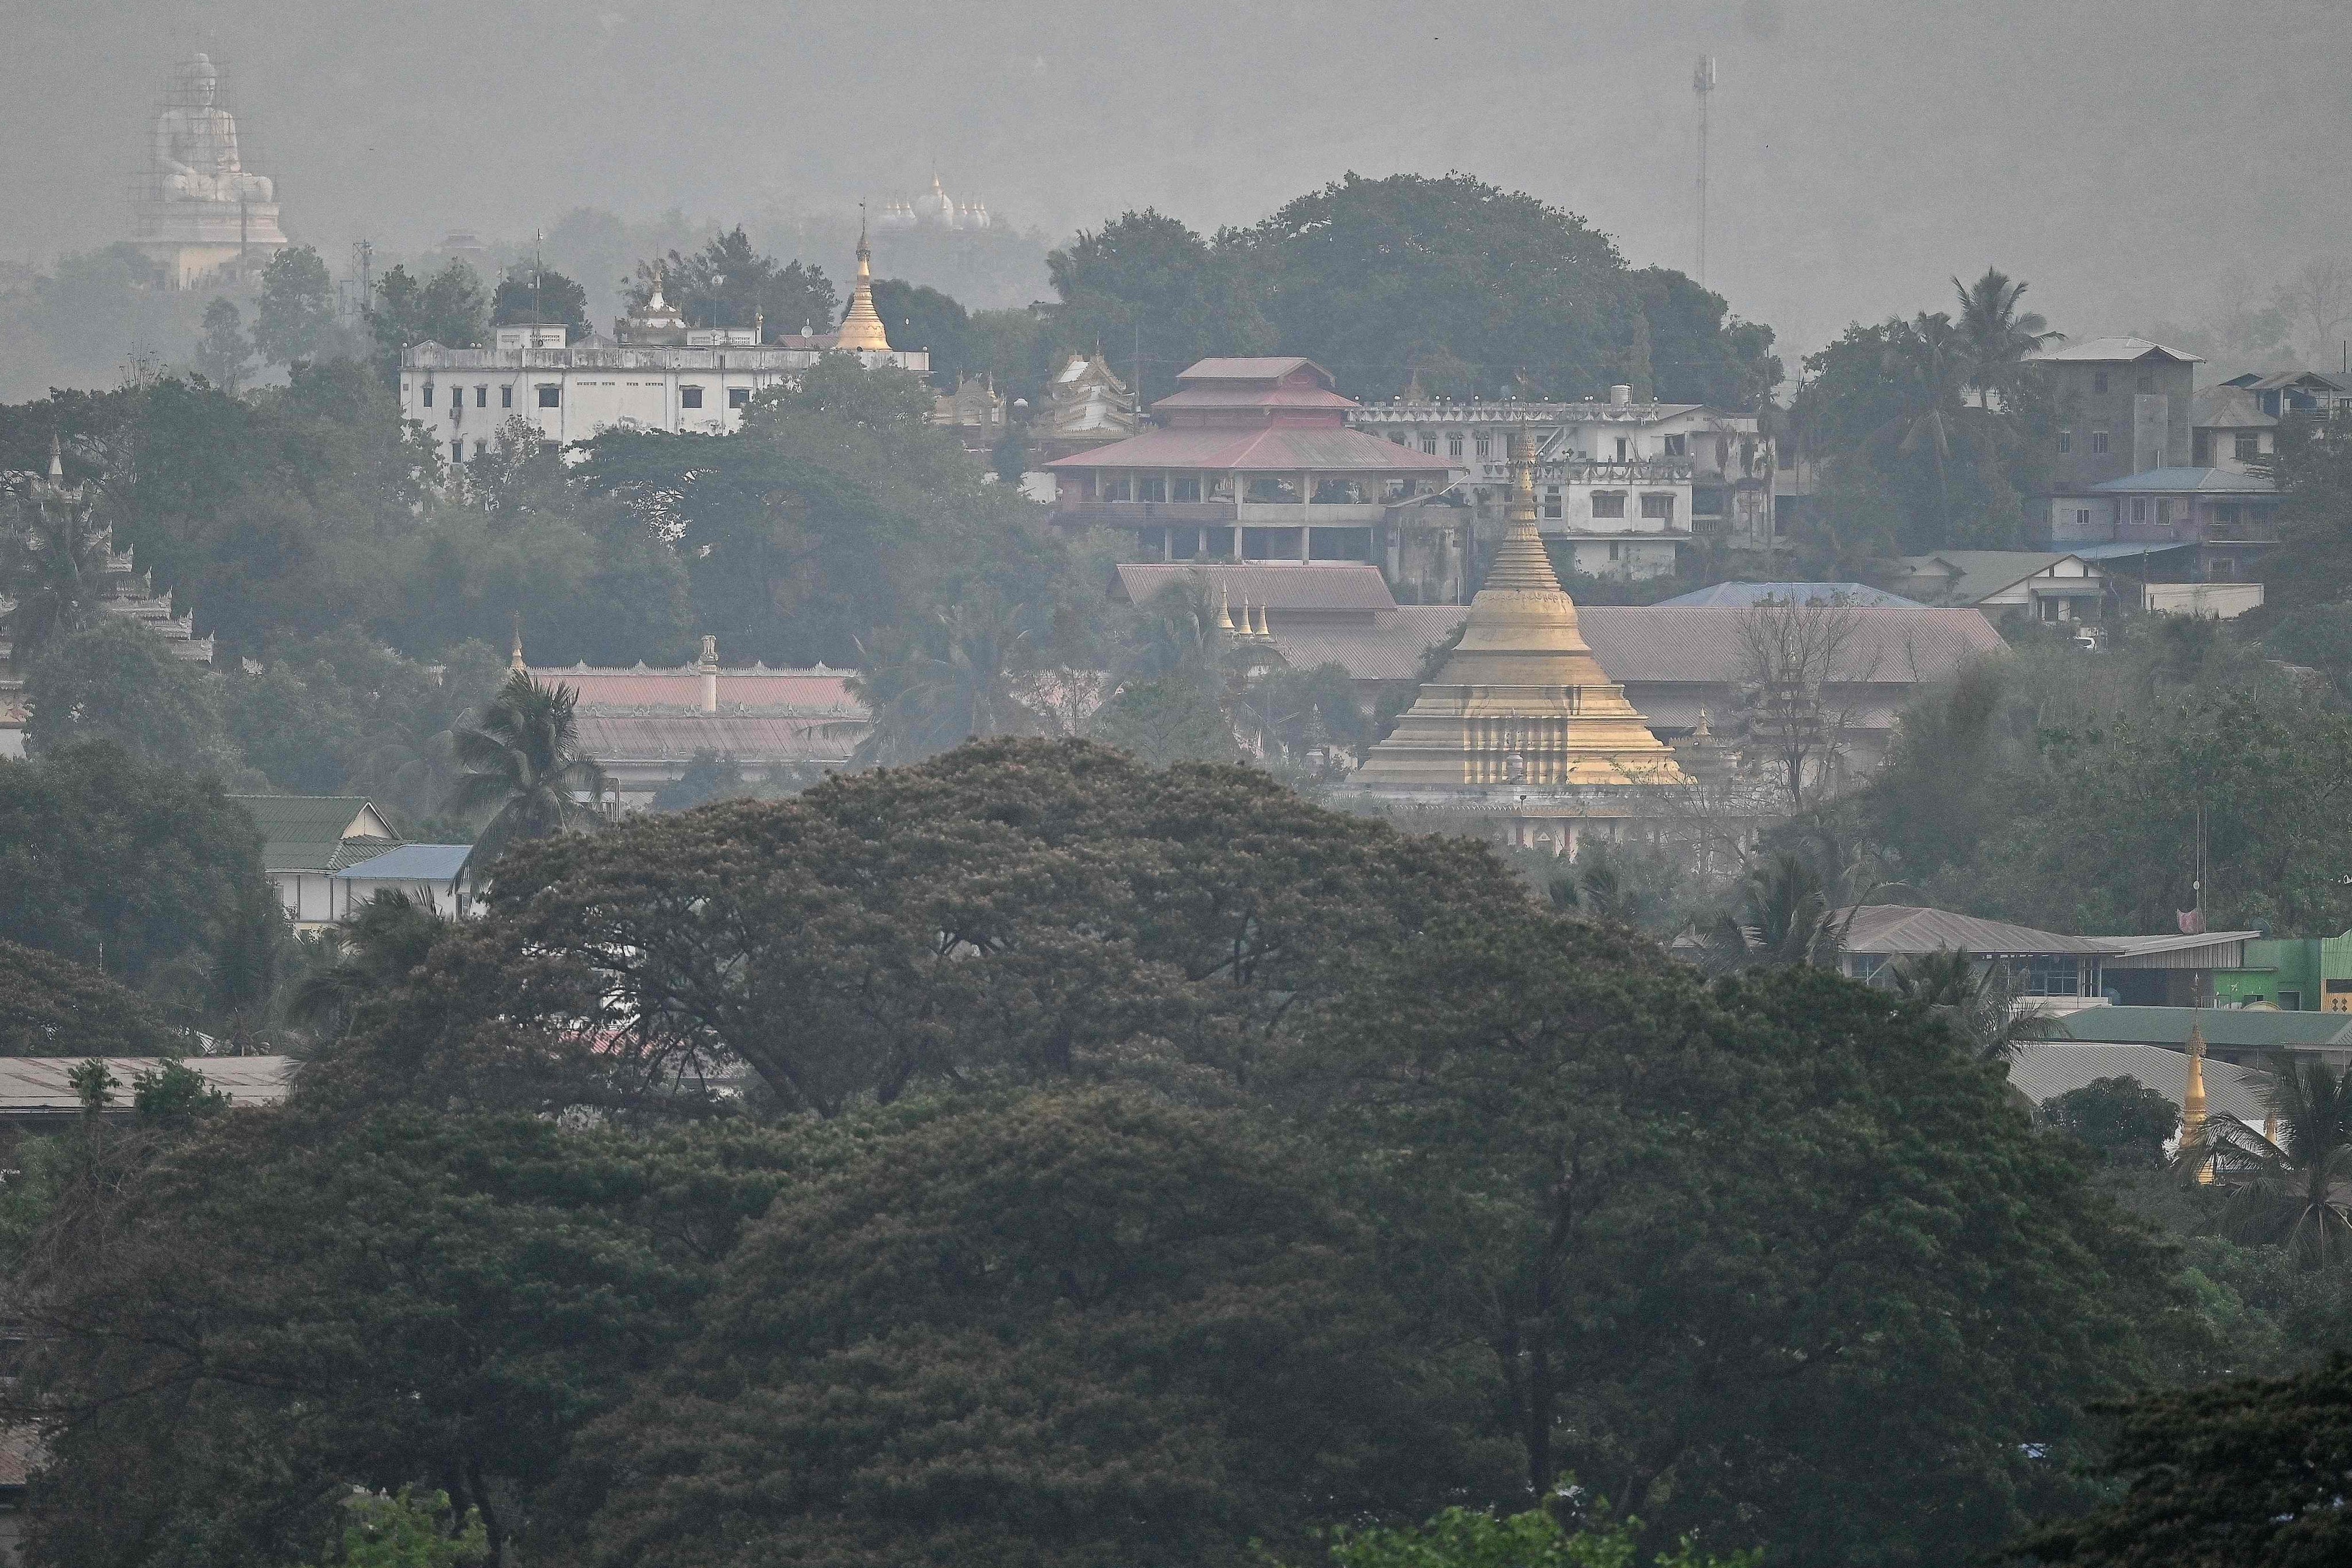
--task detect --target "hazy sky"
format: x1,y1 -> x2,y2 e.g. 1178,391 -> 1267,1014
7,0 -> 2348,359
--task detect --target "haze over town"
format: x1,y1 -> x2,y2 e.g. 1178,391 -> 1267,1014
4,5 -> 2352,1568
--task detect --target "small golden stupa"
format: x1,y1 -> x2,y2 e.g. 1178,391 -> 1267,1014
1356,428 -> 1687,787
834,207 -> 894,353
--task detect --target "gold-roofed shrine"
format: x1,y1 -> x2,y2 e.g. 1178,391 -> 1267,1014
1355,429 -> 1689,790
833,210 -> 894,354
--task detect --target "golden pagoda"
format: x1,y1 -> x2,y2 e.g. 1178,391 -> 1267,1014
2184,1015 -> 2212,1185
1356,429 -> 1687,787
834,207 -> 893,354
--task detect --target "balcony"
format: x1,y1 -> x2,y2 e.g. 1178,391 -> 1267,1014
1051,498 -> 1237,526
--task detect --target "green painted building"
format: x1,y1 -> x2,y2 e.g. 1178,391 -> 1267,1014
2212,930 -> 2352,1013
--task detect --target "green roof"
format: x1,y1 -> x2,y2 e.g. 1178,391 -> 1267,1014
228,796 -> 400,874
2053,1005 -> 2352,1051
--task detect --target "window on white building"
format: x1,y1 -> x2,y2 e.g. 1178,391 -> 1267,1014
681,385 -> 704,408
1447,432 -> 1464,459
2074,508 -> 2092,529
1663,434 -> 1686,456
1137,475 -> 1167,503
451,441 -> 464,465
422,383 -> 435,408
2057,430 -> 2073,453
2235,433 -> 2260,461
500,385 -> 513,409
1592,492 -> 1626,519
1173,475 -> 1202,502
1474,434 -> 1490,458
1640,493 -> 1675,522
2091,430 -> 2109,454
536,384 -> 561,408
1542,487 -> 1562,520
1419,432 -> 1438,454
475,385 -> 488,407
728,388 -> 751,409
474,439 -> 489,459
1614,436 -> 1631,461
2132,498 -> 2150,524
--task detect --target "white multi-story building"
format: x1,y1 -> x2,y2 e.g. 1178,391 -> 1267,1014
1348,387 -> 1778,578
397,227 -> 929,462
400,324 -> 930,463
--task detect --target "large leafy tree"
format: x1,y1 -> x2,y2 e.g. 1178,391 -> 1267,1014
626,226 -> 836,339
489,264 -> 588,338
1046,208 -> 1271,404
0,940 -> 176,1056
2183,1054 -> 2352,1268
1998,1357 -> 2352,1567
578,1091 -> 1511,1568
368,261 -> 490,382
254,244 -> 338,366
0,741 -> 274,1014
24,616 -> 231,770
13,1108 -> 758,1568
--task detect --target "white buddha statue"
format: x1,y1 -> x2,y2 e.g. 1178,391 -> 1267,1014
154,54 -> 273,204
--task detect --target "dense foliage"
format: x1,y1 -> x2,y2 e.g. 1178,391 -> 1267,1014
10,741 -> 2191,1568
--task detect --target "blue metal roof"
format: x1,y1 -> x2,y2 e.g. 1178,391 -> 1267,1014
333,844 -> 474,882
2088,466 -> 2275,494
1652,581 -> 1924,608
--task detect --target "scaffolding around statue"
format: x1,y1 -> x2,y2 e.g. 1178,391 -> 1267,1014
131,52 -> 287,289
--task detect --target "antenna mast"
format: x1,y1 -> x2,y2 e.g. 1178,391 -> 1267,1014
1693,55 -> 1717,286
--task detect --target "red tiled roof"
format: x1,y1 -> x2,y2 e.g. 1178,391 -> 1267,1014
530,665 -> 865,715
1045,424 -> 1451,473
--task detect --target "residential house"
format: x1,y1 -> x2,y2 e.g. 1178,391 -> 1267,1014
2031,337 -> 2202,487
230,795 -> 402,930
2190,383 -> 2277,472
1888,550 -> 2114,625
1348,384 -> 1778,571
333,843 -> 478,920
2220,368 -> 2352,420
2046,468 -> 2278,613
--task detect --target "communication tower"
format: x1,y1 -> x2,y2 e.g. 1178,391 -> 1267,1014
1693,55 -> 1717,287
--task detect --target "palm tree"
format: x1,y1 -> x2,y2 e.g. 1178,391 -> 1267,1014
1952,267 -> 2060,411
848,592 -> 1042,766
1881,948 -> 2059,1061
1708,851 -> 1848,971
288,889 -> 446,1039
1876,311 -> 1971,532
445,671 -> 611,867
2181,1054 -> 2352,1268
1,476 -> 111,673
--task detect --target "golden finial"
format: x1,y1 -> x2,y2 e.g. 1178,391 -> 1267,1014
1214,586 -> 1234,634
2185,1014 -> 2212,1185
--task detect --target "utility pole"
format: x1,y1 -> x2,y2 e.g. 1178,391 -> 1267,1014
1693,55 -> 1717,287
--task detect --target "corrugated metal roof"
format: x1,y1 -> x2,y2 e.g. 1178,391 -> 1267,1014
2009,1042 -> 2271,1123
2031,336 -> 2204,364
0,1055 -> 295,1113
334,844 -> 474,882
1895,551 -> 2087,605
2054,1006 -> 2352,1050
2102,932 -> 2260,969
1114,562 -> 1398,613
2088,467 -> 2275,494
2062,539 -> 2203,561
1840,904 -> 2118,957
1576,607 -> 2006,685
575,713 -> 866,763
228,796 -> 399,872
1045,424 -> 1451,473
1262,604 -> 2000,692
1178,357 -> 1330,383
2191,385 -> 2276,430
531,665 -> 866,715
1653,582 -> 1924,608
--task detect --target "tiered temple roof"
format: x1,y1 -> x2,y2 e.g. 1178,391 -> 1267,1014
1354,430 -> 1687,789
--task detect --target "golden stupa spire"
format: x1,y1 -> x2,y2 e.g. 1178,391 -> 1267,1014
835,203 -> 894,354
1214,586 -> 1234,635
2185,1014 -> 2212,1185
509,613 -> 527,674
1355,428 -> 1687,787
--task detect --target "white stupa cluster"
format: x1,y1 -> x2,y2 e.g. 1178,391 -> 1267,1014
874,175 -> 991,231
